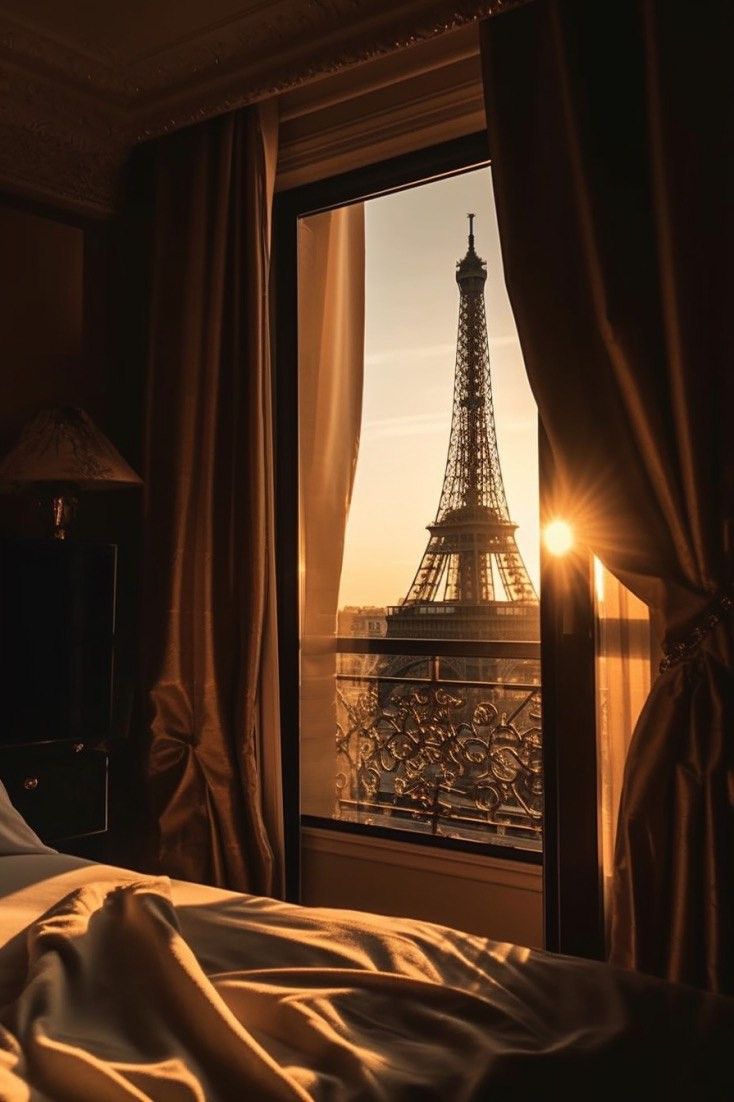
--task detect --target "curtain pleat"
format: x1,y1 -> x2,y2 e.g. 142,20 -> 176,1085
139,103 -> 282,895
481,0 -> 733,991
298,206 -> 366,818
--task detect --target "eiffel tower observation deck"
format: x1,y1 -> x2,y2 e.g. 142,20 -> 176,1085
387,215 -> 539,643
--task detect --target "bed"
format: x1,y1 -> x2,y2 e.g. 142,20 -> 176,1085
0,786 -> 732,1100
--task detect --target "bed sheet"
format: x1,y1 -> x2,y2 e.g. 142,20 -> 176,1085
0,852 -> 731,1100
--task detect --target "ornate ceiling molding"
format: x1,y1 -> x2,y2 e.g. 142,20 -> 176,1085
0,14 -> 126,101
0,0 -> 530,215
133,0 -> 527,138
277,38 -> 486,190
0,59 -> 127,213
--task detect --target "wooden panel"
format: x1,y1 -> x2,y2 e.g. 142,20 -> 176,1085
302,826 -> 543,947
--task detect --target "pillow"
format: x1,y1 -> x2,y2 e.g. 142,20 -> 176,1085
0,779 -> 55,855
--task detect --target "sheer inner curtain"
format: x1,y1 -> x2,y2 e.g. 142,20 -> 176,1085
140,102 -> 283,896
298,205 -> 366,819
482,0 -> 733,991
594,561 -> 651,942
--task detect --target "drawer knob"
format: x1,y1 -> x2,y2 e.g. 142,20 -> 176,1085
23,776 -> 39,791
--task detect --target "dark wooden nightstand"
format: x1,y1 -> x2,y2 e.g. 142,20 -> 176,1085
0,539 -> 116,846
0,740 -> 108,844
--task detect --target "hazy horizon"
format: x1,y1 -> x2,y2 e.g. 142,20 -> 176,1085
336,166 -> 540,610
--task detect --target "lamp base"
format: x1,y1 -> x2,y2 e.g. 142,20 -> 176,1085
50,494 -> 78,540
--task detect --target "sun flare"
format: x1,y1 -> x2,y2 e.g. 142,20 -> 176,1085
543,519 -> 574,557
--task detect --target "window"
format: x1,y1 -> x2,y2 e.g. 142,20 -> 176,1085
276,135 -> 649,957
296,160 -> 542,858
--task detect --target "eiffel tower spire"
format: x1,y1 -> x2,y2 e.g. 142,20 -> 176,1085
388,216 -> 537,641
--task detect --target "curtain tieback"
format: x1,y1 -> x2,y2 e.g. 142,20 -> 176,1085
660,587 -> 734,673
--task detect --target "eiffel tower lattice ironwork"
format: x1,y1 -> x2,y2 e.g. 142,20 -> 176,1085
388,215 -> 537,640
339,215 -> 541,843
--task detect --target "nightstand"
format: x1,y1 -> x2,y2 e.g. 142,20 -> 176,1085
0,740 -> 108,844
0,539 -> 116,846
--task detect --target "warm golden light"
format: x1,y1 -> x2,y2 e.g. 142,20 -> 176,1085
544,519 -> 574,557
594,555 -> 605,602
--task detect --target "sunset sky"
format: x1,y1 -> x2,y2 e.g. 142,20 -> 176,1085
336,166 -> 540,608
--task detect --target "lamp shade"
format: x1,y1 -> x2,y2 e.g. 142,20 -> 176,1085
0,406 -> 142,490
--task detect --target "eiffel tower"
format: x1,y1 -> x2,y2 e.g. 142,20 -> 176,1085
387,215 -> 539,642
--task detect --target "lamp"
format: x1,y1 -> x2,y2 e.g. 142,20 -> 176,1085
0,406 -> 142,539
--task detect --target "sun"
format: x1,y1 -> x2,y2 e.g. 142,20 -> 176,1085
543,519 -> 574,557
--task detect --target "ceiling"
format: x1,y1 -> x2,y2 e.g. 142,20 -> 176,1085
0,0 -> 502,212
1,1 -> 271,64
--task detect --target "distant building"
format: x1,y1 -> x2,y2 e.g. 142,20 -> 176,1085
337,606 -> 387,638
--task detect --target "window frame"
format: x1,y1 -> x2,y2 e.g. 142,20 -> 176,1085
273,133 -> 604,959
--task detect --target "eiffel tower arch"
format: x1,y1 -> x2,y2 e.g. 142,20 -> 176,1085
386,215 -> 539,655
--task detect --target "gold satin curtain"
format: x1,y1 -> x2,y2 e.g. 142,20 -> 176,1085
298,206 -> 366,819
481,0 -> 733,991
140,104 -> 283,895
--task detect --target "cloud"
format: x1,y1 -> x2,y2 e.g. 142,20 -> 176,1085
498,418 -> 536,433
364,334 -> 518,369
364,343 -> 454,368
362,411 -> 450,439
362,410 -> 533,442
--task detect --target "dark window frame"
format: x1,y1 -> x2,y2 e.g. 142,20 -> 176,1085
273,134 -> 604,959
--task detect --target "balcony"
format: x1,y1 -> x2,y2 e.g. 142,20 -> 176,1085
334,636 -> 542,854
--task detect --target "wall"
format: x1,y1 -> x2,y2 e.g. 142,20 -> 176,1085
0,202 -> 133,523
302,827 -> 543,947
0,198 -> 146,867
0,205 -> 85,453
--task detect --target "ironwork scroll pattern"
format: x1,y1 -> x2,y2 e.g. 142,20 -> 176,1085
335,678 -> 542,843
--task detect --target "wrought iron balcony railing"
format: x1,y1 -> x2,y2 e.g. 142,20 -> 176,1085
334,636 -> 542,852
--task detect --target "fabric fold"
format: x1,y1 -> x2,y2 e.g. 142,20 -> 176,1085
2,872 -> 732,1100
298,205 -> 366,818
137,101 -> 282,896
480,0 -> 733,991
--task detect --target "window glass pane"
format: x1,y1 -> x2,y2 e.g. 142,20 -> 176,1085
299,167 -> 541,853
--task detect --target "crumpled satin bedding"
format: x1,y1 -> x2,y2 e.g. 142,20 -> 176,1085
0,855 -> 732,1100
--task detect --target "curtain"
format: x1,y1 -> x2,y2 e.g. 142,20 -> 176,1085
594,560 -> 651,945
481,1 -> 733,991
139,103 -> 283,896
298,205 -> 366,818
